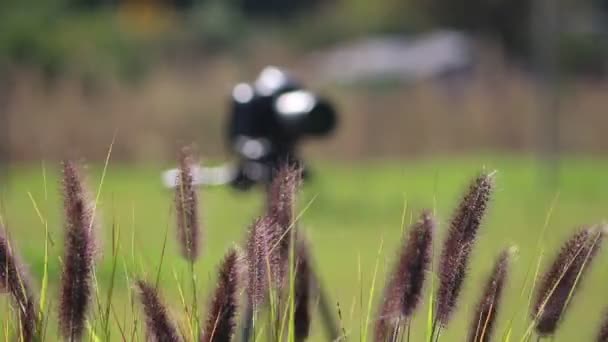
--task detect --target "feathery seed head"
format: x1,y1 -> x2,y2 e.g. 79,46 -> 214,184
468,247 -> 514,342
137,280 -> 182,342
0,227 -> 38,342
244,167 -> 301,309
375,210 -> 435,341
245,216 -> 273,308
201,247 -> 244,342
267,164 -> 302,232
399,210 -> 435,318
267,164 -> 302,283
436,172 -> 495,327
175,147 -> 201,262
532,226 -> 603,336
596,308 -> 608,342
59,160 -> 98,341
61,160 -> 97,249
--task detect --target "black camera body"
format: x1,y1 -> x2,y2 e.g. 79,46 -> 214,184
227,66 -> 337,189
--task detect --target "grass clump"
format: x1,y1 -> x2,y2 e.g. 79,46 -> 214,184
2,154 -> 608,342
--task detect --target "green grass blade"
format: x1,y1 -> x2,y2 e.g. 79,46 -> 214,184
103,220 -> 121,339
362,238 -> 383,342
26,190 -> 50,321
86,320 -> 102,342
426,273 -> 435,342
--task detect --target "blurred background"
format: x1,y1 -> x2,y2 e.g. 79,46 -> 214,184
1,0 -> 608,341
0,0 -> 607,164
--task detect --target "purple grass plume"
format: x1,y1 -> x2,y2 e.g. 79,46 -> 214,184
137,280 -> 182,342
435,171 -> 495,328
375,210 -> 435,342
266,165 -> 302,286
175,147 -> 201,262
532,226 -> 604,336
267,164 -> 302,234
201,247 -> 243,342
294,235 -> 312,342
59,160 -> 98,341
245,167 -> 302,309
468,247 -> 515,342
245,216 -> 274,308
0,227 -> 38,342
596,308 -> 608,342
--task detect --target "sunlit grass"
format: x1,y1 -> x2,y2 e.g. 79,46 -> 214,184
0,156 -> 608,340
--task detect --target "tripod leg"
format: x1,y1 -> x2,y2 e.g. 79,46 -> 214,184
311,267 -> 341,341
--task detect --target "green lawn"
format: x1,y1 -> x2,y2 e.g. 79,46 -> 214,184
1,156 -> 608,341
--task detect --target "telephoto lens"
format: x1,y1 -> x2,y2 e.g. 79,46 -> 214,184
274,90 -> 337,137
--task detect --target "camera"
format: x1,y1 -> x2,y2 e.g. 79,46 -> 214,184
162,66 -> 337,190
227,66 -> 337,189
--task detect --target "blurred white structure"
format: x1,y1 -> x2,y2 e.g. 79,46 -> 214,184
315,30 -> 475,84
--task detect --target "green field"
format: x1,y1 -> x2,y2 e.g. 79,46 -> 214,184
1,156 -> 608,341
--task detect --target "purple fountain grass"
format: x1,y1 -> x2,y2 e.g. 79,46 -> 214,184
532,226 -> 604,337
468,247 -> 514,342
245,167 -> 302,310
294,235 -> 312,342
245,216 -> 274,308
245,215 -> 283,307
267,164 -> 301,233
201,247 -> 243,342
59,160 -> 98,341
0,227 -> 38,342
266,165 -> 302,287
175,147 -> 202,262
375,210 -> 435,342
435,171 -> 495,329
137,280 -> 182,342
597,308 -> 608,342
